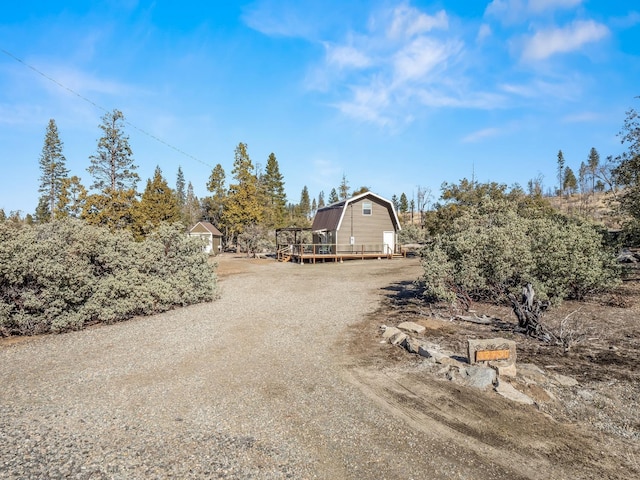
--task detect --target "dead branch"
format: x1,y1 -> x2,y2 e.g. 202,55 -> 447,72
508,283 -> 555,343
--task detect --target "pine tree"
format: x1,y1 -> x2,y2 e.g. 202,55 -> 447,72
391,194 -> 399,212
399,193 -> 409,215
338,173 -> 350,200
38,119 -> 69,219
557,150 -> 565,196
563,166 -> 577,195
87,109 -> 139,192
35,196 -> 51,224
223,143 -> 262,242
299,186 -> 311,219
587,147 -> 600,194
184,182 -> 201,227
328,188 -> 339,204
262,153 -> 287,229
176,166 -> 186,209
133,166 -> 180,238
318,191 -> 325,209
56,176 -> 87,219
203,163 -> 226,227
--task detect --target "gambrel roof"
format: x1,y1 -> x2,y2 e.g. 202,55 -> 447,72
311,191 -> 401,232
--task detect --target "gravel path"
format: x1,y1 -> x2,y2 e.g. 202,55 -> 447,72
1,257 -> 540,479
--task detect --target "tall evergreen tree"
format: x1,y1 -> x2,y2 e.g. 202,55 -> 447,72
134,166 -> 180,238
84,109 -> 139,230
176,166 -> 186,209
399,193 -> 409,214
318,191 -> 325,209
38,119 -> 68,219
184,182 -> 201,227
87,109 -> 139,192
557,150 -> 565,196
299,185 -> 311,219
328,188 -> 339,204
587,147 -> 600,194
203,163 -> 226,227
223,143 -> 262,241
563,166 -> 577,195
262,152 -> 287,228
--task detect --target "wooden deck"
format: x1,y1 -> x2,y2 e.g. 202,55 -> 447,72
277,243 -> 405,263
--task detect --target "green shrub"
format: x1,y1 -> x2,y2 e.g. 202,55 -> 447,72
420,200 -> 620,305
398,224 -> 429,244
0,220 -> 217,336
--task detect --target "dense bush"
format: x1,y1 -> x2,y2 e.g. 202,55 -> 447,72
420,200 -> 620,305
0,220 -> 217,336
398,224 -> 429,245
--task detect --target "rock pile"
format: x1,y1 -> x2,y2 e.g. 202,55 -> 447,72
381,322 -> 579,406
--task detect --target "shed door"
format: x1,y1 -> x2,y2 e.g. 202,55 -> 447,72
383,231 -> 395,254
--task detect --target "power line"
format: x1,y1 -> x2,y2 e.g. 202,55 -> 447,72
1,47 -> 212,169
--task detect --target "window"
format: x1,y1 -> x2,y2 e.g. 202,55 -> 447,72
362,202 -> 372,215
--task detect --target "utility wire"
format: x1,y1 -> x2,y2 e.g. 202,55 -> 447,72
1,47 -> 212,169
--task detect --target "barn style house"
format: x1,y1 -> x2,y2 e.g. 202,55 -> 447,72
277,191 -> 402,263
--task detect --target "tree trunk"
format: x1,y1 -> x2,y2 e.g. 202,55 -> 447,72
508,284 -> 555,343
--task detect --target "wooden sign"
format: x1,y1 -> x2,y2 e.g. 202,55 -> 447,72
475,349 -> 510,362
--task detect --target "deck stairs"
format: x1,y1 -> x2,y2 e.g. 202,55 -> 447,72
277,246 -> 292,262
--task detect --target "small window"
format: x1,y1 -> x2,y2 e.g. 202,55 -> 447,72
362,202 -> 372,215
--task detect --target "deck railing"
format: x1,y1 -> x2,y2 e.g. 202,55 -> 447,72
276,243 -> 405,262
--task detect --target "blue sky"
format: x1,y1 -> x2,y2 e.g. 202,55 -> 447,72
1,0 -> 639,215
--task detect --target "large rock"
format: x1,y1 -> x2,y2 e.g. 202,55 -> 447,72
462,366 -> 497,389
382,326 -> 402,340
404,336 -> 422,354
381,326 -> 407,346
518,363 -> 548,384
397,321 -> 426,335
495,380 -> 535,405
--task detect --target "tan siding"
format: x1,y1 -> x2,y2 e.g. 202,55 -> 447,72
336,197 -> 394,247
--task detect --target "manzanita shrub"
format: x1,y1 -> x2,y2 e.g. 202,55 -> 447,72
420,199 -> 620,306
0,220 -> 217,335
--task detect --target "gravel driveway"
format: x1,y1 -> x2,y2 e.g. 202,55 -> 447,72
1,257 -> 439,479
4,256 -> 616,480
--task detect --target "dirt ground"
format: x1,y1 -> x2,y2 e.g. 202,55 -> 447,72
343,262 -> 640,478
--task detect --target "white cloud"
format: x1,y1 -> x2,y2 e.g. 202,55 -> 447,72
392,37 -> 458,82
485,0 -> 584,24
528,0 -> 583,13
477,24 -> 492,42
334,82 -> 392,126
522,20 -> 609,60
387,4 -> 448,39
462,127 -> 503,143
324,44 -> 371,69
